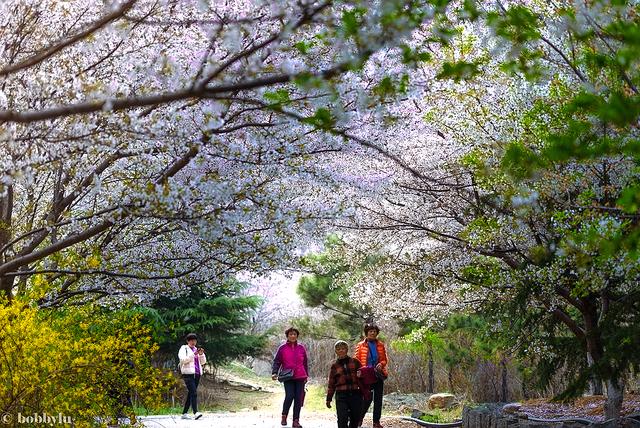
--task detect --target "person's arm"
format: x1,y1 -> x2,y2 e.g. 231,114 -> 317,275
303,346 -> 309,378
199,350 -> 207,367
354,342 -> 364,366
355,359 -> 367,390
378,342 -> 388,368
178,345 -> 194,364
326,363 -> 337,405
271,345 -> 283,377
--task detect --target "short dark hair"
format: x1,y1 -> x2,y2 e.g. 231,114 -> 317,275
185,333 -> 198,341
363,323 -> 380,335
284,327 -> 300,337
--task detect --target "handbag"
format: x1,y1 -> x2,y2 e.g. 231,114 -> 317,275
359,366 -> 378,386
375,365 -> 388,381
277,368 -> 294,382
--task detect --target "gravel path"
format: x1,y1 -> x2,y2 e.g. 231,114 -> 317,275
140,411 -> 416,428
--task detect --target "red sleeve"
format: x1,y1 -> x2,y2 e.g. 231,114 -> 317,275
326,363 -> 337,402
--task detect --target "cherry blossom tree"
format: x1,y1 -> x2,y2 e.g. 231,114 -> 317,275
336,0 -> 640,419
0,0 -> 439,304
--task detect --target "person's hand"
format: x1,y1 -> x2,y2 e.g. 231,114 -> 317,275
198,348 -> 204,355
326,401 -> 331,409
271,374 -> 277,381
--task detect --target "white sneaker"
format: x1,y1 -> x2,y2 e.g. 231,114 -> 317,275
194,412 -> 203,420
181,414 -> 191,420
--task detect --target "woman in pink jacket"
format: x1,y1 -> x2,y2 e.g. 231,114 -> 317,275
271,327 -> 309,428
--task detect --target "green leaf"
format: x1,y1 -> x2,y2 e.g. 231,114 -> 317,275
263,89 -> 291,105
617,185 -> 640,214
436,61 -> 481,82
487,5 -> 541,44
400,44 -> 432,65
294,40 -> 314,54
302,108 -> 336,130
341,8 -> 366,38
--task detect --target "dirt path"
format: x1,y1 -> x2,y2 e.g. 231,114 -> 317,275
140,411 -> 416,428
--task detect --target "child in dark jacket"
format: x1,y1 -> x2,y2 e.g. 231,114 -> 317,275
326,341 -> 369,428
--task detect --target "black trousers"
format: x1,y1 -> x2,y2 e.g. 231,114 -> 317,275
361,380 -> 383,423
182,373 -> 201,414
282,379 -> 305,419
335,390 -> 363,428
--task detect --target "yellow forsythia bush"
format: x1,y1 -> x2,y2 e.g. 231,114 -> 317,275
0,297 -> 170,427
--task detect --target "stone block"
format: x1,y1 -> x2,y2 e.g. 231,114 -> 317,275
428,393 -> 456,409
503,403 -> 523,414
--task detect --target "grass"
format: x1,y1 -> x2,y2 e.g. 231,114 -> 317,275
138,362 -> 278,416
218,361 -> 270,385
417,405 -> 465,423
301,383 -> 332,413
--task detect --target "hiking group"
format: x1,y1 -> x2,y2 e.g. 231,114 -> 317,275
272,324 -> 388,428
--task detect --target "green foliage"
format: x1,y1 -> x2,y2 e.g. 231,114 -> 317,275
296,235 -> 373,340
341,8 -> 367,39
436,2 -> 640,401
264,89 -> 291,106
394,314 -> 509,396
302,108 -> 337,131
436,60 -> 481,81
140,281 -> 266,367
294,40 -> 315,55
459,0 -> 480,21
400,44 -> 432,65
372,75 -> 410,100
460,217 -> 501,246
487,6 -> 540,44
618,184 -> 640,214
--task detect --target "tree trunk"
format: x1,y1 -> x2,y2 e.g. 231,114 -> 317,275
0,185 -> 13,300
587,352 -> 603,395
448,367 -> 454,393
501,355 -> 508,402
522,375 -> 529,400
583,299 -> 607,397
605,376 -> 624,420
0,276 -> 14,300
427,347 -> 434,393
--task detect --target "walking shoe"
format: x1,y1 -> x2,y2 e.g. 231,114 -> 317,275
194,412 -> 203,420
292,419 -> 302,427
181,414 -> 191,419
281,414 -> 287,426
373,422 -> 384,428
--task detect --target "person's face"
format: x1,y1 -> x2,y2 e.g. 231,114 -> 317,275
335,346 -> 348,358
287,331 -> 298,342
366,329 -> 378,340
187,338 -> 197,347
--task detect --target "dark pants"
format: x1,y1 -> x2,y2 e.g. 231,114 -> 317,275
361,380 -> 383,423
282,379 -> 305,420
335,391 -> 363,428
182,374 -> 201,414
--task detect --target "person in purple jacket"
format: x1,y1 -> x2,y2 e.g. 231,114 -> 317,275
272,327 -> 309,428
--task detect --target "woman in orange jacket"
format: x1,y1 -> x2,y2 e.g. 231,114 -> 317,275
354,323 -> 388,428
